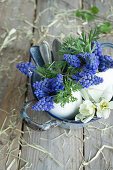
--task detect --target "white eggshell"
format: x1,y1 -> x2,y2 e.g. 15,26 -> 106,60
49,91 -> 82,119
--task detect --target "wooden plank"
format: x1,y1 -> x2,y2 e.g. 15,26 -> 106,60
0,1 -> 34,169
82,0 -> 113,169
20,0 -> 84,170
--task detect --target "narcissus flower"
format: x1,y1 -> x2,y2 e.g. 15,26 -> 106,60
75,100 -> 95,123
96,99 -> 113,119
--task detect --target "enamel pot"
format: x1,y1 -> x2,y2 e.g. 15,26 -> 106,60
20,41 -> 113,131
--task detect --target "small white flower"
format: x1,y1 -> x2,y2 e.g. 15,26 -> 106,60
75,100 -> 95,123
96,99 -> 113,119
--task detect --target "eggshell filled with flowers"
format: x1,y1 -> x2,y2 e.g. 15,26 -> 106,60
49,91 -> 82,119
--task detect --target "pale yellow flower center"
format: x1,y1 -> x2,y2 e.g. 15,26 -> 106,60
100,102 -> 109,110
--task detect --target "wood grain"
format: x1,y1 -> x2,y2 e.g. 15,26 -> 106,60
0,1 -> 34,169
20,0 -> 84,170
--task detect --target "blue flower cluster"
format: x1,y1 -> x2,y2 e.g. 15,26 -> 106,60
72,72 -> 103,88
33,79 -> 51,98
33,74 -> 64,99
32,74 -> 64,111
31,96 -> 54,111
63,40 -> 113,88
98,55 -> 113,72
91,41 -> 113,72
63,54 -> 81,68
78,53 -> 99,74
92,40 -> 102,57
16,62 -> 36,77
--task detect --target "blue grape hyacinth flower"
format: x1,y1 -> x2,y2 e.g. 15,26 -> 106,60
98,55 -> 113,72
33,79 -> 52,98
33,74 -> 64,99
72,72 -> 103,88
63,54 -> 81,68
16,62 -> 36,77
48,74 -> 64,92
92,40 -> 102,57
78,53 -> 99,74
31,96 -> 54,111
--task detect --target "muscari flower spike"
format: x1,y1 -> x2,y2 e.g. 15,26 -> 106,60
63,54 -> 81,68
72,72 -> 103,88
16,62 -> 36,77
98,55 -> 113,72
33,74 -> 64,99
77,53 -> 99,74
31,96 -> 54,111
92,40 -> 103,57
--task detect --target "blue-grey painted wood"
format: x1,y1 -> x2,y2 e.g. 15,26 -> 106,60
30,46 -> 45,67
101,43 -> 113,49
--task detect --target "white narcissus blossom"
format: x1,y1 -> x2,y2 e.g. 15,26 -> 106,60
75,100 -> 95,123
96,99 -> 113,119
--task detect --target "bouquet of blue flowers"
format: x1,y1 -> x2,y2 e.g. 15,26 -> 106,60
17,29 -> 113,123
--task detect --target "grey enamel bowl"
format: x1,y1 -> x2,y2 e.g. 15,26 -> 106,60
20,41 -> 113,131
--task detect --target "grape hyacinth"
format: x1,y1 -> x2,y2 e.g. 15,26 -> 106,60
31,96 -> 54,111
98,55 -> 113,72
49,74 -> 64,92
33,74 -> 64,99
16,62 -> 36,77
72,72 -> 103,88
85,53 -> 99,74
33,79 -> 52,98
92,40 -> 102,57
63,54 -> 81,68
78,53 -> 99,74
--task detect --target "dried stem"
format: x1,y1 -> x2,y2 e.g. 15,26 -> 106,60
0,28 -> 16,53
79,145 -> 113,169
19,138 -> 63,168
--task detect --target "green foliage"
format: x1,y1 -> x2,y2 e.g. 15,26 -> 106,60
75,6 -> 99,21
54,78 -> 82,106
36,65 -> 58,79
36,61 -> 67,79
90,6 -> 99,14
75,7 -> 113,34
97,22 -> 113,33
59,29 -> 100,55
58,36 -> 84,55
88,29 -> 100,43
76,11 -> 94,21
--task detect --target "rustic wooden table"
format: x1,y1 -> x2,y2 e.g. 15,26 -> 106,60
0,0 -> 113,170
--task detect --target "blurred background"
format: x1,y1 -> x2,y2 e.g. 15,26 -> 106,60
0,0 -> 113,170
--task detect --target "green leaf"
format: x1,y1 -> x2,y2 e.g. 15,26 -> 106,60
54,78 -> 81,106
75,11 -> 94,21
90,6 -> 99,14
83,13 -> 94,21
75,11 -> 82,17
75,6 -> 99,21
97,22 -> 113,33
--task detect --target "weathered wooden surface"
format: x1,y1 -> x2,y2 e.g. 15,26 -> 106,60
0,0 -> 113,170
0,0 -> 34,169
